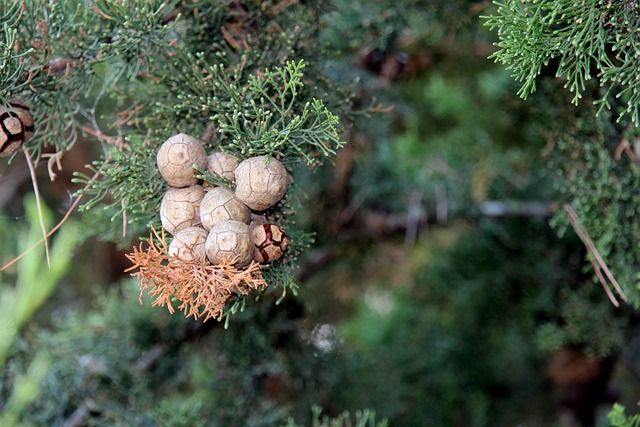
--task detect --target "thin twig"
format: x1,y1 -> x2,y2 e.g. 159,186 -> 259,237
113,105 -> 143,127
122,198 -> 127,238
590,258 -> 619,307
1,160 -> 109,272
81,125 -> 119,146
42,150 -> 64,181
89,3 -> 114,20
614,138 -> 636,162
22,146 -> 51,267
564,204 -> 628,304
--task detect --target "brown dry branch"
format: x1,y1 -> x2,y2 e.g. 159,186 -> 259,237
22,146 -> 51,267
564,204 -> 628,306
614,138 -> 636,162
125,228 -> 268,322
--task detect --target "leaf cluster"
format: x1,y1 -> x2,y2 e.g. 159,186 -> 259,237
161,57 -> 345,164
485,0 -> 640,124
529,80 -> 640,308
72,134 -> 165,244
609,403 -> 640,427
0,0 -> 180,159
483,0 -> 640,308
536,284 -> 629,358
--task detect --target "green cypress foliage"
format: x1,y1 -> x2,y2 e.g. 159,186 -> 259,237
485,0 -> 640,124
485,1 -> 640,306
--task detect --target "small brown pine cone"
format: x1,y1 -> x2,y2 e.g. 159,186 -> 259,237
0,100 -> 35,158
252,224 -> 289,263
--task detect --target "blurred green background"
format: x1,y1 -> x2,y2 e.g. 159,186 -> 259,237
2,1 -> 640,426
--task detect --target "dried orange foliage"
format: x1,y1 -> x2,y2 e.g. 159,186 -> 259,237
125,228 -> 268,322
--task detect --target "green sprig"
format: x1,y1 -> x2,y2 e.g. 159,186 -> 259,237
160,57 -> 345,165
484,0 -> 640,124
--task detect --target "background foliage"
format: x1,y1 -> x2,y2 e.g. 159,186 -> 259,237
1,0 -> 640,426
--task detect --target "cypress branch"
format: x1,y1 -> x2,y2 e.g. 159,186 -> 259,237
484,0 -> 640,124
